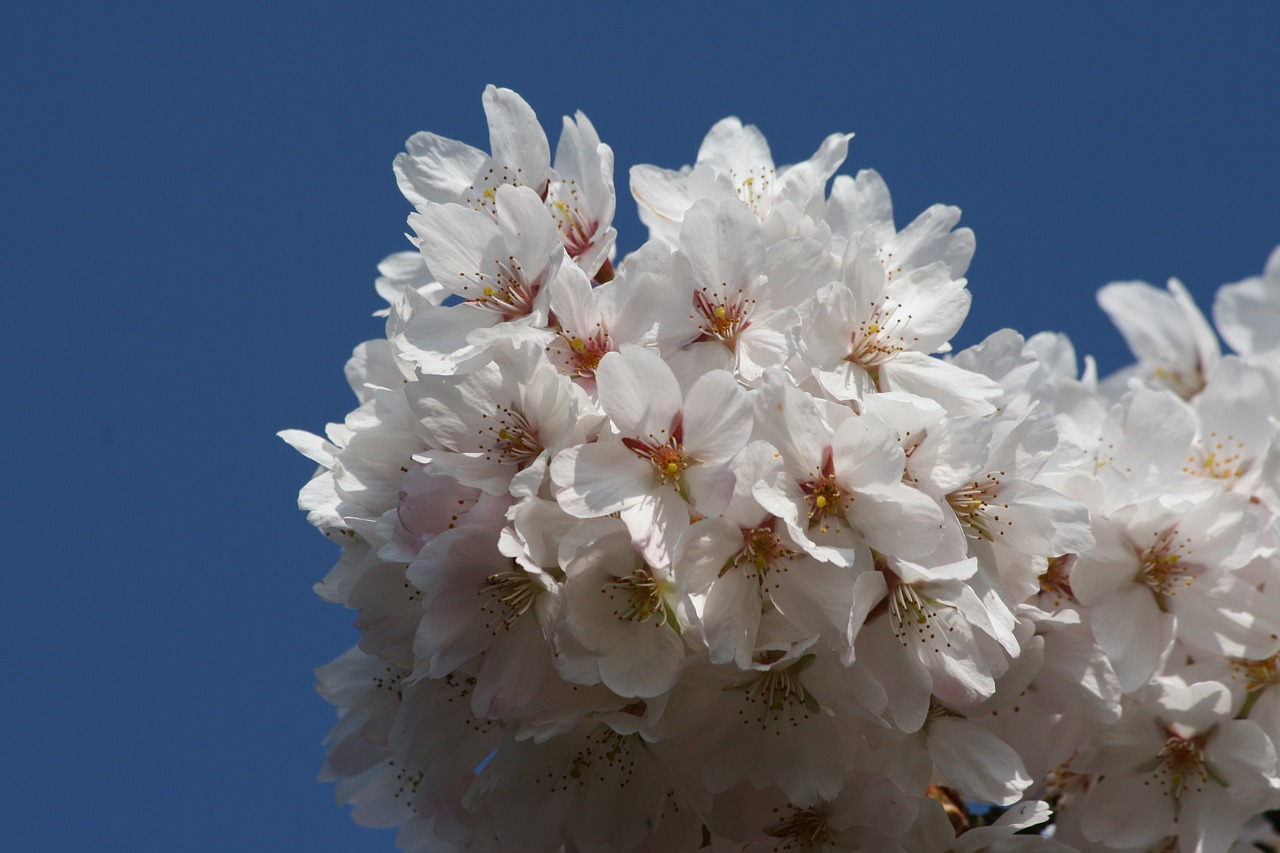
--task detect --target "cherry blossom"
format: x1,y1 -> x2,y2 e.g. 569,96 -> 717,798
285,85 -> 1280,851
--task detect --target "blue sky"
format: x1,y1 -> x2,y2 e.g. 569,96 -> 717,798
4,3 -> 1277,849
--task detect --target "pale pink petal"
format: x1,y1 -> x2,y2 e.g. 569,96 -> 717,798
682,370 -> 752,465
596,346 -> 682,439
927,716 -> 1031,805
483,84 -> 549,193
1091,583 -> 1176,692
394,131 -> 487,207
551,442 -> 651,517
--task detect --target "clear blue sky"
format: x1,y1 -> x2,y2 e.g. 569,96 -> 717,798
4,3 -> 1277,849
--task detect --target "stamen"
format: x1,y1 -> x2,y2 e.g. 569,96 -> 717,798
727,654 -> 820,730
550,183 -> 599,259
458,256 -> 538,320
1150,735 -> 1209,801
480,404 -> 541,466
691,287 -> 753,348
886,574 -> 956,655
478,570 -> 540,633
800,457 -> 847,534
845,298 -> 920,369
621,433 -> 688,488
718,521 -> 796,589
763,804 -> 836,848
947,473 -> 1011,541
601,569 -> 677,630
546,725 -> 642,793
1139,527 -> 1197,598
1181,430 -> 1248,482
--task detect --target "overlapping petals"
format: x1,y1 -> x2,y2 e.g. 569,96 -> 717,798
285,85 -> 1280,852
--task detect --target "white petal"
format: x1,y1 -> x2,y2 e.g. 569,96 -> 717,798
551,442 -> 650,517
927,716 -> 1031,805
596,346 -> 682,439
1091,583 -> 1176,692
682,370 -> 752,465
679,197 -> 764,291
483,84 -> 549,193
701,568 -> 763,667
394,131 -> 487,207
1081,766 -> 1174,848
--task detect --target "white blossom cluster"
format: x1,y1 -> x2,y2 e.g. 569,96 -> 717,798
282,86 -> 1280,852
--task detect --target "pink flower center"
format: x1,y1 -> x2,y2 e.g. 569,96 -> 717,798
1139,527 -> 1197,598
692,288 -> 752,348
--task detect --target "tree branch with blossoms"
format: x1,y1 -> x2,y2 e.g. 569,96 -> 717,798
283,84 -> 1280,852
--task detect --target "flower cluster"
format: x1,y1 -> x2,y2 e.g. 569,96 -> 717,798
283,86 -> 1280,852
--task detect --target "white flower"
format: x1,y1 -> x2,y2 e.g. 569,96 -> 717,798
824,167 -> 977,279
395,84 -> 550,212
1071,493 -> 1275,691
674,440 -> 886,668
1214,244 -> 1280,357
1078,677 -> 1280,853
661,198 -> 833,382
800,239 -> 1003,415
662,643 -> 887,806
551,344 -> 752,566
546,111 -> 618,279
406,339 -> 594,498
288,83 -> 1280,850
398,184 -> 566,374
752,368 -> 946,565
553,524 -> 686,699
630,116 -> 852,245
1097,276 -> 1221,399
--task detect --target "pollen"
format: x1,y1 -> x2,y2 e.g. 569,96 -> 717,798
692,287 -> 753,348
728,654 -> 820,731
548,183 -> 599,260
1151,735 -> 1209,801
1139,527 -> 1197,597
546,725 -> 642,794
720,521 -> 795,586
622,434 -> 688,487
764,803 -> 836,848
601,568 -> 675,628
459,257 -> 538,320
887,578 -> 955,654
846,298 -> 917,373
481,404 -> 542,467
1229,652 -> 1280,692
800,466 -> 847,534
552,325 -> 612,379
947,474 -> 1011,541
478,569 -> 540,633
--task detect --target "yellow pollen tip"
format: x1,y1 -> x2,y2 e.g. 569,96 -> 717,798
867,324 -> 880,335
715,305 -> 727,319
666,462 -> 679,473
498,428 -> 511,440
482,187 -> 496,200
815,495 -> 827,508
569,336 -> 585,351
483,285 -> 495,297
